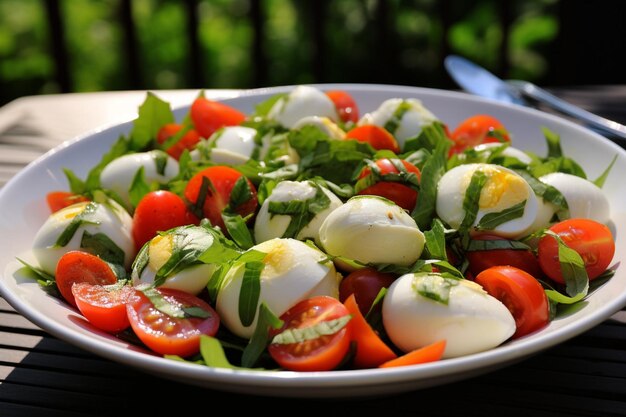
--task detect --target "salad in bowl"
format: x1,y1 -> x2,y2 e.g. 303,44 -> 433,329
3,84 -> 622,393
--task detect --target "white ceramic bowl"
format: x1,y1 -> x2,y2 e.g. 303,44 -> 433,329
1,84 -> 625,398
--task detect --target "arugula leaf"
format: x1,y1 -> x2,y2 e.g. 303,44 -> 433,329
593,153 -> 617,188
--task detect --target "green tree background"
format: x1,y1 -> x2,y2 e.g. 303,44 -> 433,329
0,0 -> 566,106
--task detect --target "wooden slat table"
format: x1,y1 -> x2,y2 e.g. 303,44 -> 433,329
1,87 -> 626,417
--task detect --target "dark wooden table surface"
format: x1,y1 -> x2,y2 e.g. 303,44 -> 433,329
1,87 -> 626,417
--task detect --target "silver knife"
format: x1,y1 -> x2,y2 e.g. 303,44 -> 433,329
444,54 -> 626,142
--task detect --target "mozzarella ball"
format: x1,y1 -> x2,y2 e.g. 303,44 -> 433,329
436,163 -> 551,238
267,85 -> 339,128
100,150 -> 178,208
131,232 -> 217,295
292,116 -> 346,139
216,238 -> 342,339
319,195 -> 425,266
32,200 -> 135,274
358,98 -> 439,149
382,272 -> 516,358
190,126 -> 258,166
254,180 -> 343,245
472,143 -> 533,165
539,172 -> 610,224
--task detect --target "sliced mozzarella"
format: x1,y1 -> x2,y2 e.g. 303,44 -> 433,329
267,85 -> 339,128
382,272 -> 516,358
32,200 -> 135,274
100,150 -> 178,208
190,126 -> 258,166
358,98 -> 439,149
132,232 -> 217,295
254,180 -> 343,245
436,163 -> 547,238
539,172 -> 610,224
319,195 -> 425,266
292,116 -> 346,139
472,142 -> 533,165
216,238 -> 341,339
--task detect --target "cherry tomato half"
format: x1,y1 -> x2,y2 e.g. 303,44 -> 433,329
46,191 -> 89,213
465,234 -> 543,279
268,296 -> 352,372
449,114 -> 510,156
184,166 -> 258,231
132,190 -> 199,251
345,125 -> 400,153
357,158 -> 421,211
475,265 -> 550,339
537,218 -> 615,284
126,287 -> 220,357
72,282 -> 136,333
190,97 -> 246,138
55,251 -> 118,307
339,267 -> 396,316
156,123 -> 202,160
325,90 -> 359,124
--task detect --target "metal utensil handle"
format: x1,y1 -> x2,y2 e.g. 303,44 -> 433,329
508,80 -> 626,141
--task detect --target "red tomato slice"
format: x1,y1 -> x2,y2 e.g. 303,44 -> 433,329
268,296 -> 352,372
339,267 -> 396,316
475,265 -> 550,338
537,218 -> 615,284
156,123 -> 202,160
55,251 -> 119,307
72,282 -> 136,333
449,114 -> 510,155
46,191 -> 89,213
465,234 -> 543,279
325,90 -> 359,124
345,125 -> 400,153
184,166 -> 258,231
190,97 -> 246,138
343,294 -> 397,368
132,190 -> 199,251
126,287 -> 220,357
357,158 -> 421,211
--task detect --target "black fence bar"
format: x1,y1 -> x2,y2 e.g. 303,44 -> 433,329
250,0 -> 266,87
184,0 -> 204,88
44,0 -> 71,93
119,0 -> 142,89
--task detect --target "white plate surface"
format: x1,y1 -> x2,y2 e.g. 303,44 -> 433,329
2,84 -> 626,398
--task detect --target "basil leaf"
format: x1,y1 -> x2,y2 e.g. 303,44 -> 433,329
542,126 -> 562,158
222,212 -> 254,250
514,169 -> 569,216
55,202 -> 100,247
128,166 -> 152,209
465,238 -> 531,252
83,136 -> 131,193
593,153 -> 617,188
424,218 -> 447,260
238,261 -> 264,327
403,121 -> 450,154
80,231 -> 126,266
476,200 -> 526,230
411,139 -> 448,229
140,286 -> 212,319
130,92 -> 174,150
199,335 -> 237,369
241,302 -> 284,368
228,176 -> 254,210
271,315 -> 352,344
459,169 -> 487,233
412,273 -> 460,305
383,100 -> 412,135
268,182 -> 331,239
545,230 -> 589,299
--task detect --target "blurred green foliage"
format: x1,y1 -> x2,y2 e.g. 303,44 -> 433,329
0,0 -> 559,106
